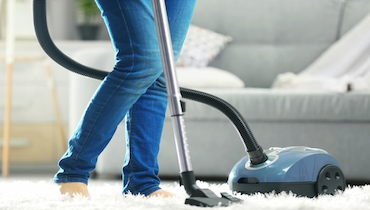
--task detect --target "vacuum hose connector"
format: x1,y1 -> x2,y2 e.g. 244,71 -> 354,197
33,0 -> 267,165
247,147 -> 267,165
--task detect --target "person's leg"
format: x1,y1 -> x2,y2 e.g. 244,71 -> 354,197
54,0 -> 165,190
122,75 -> 167,196
54,0 -> 196,197
121,0 -> 197,196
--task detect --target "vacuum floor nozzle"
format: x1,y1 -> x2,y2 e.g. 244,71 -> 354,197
185,189 -> 242,207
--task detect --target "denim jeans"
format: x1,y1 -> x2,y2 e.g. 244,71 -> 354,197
54,0 -> 196,196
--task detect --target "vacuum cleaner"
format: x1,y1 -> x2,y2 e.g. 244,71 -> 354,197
33,0 -> 346,207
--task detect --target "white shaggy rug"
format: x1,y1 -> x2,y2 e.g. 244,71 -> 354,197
0,178 -> 370,210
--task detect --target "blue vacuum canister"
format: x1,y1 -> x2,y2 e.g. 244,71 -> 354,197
228,146 -> 346,197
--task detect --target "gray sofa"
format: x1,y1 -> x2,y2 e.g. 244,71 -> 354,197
71,0 -> 370,182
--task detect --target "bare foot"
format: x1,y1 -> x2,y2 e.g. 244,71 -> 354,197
59,182 -> 90,198
148,189 -> 175,198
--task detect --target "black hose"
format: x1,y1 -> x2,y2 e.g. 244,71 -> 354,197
33,0 -> 106,80
180,88 -> 264,156
33,0 -> 267,165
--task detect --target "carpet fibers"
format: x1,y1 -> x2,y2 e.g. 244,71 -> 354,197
0,178 -> 369,210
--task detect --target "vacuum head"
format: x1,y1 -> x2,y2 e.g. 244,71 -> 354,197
228,146 -> 346,197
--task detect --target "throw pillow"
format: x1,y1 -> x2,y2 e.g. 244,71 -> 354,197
176,25 -> 232,68
176,67 -> 244,88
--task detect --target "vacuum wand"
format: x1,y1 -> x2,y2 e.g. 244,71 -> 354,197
151,0 -> 242,206
151,0 -> 192,174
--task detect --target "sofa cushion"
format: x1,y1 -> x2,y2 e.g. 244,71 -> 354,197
191,0 -> 345,88
339,0 -> 370,36
177,66 -> 244,88
175,88 -> 370,122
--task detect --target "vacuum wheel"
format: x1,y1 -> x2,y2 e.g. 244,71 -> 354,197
316,164 -> 346,195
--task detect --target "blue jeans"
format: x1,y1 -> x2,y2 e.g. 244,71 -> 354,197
54,0 -> 196,196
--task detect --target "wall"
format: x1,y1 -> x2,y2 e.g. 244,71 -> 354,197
47,0 -> 109,40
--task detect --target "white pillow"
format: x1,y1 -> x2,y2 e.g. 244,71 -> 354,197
176,67 -> 245,88
176,25 -> 232,68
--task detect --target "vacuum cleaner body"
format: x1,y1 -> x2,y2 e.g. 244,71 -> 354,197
229,146 -> 346,197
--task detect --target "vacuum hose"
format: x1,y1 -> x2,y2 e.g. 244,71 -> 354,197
33,0 -> 267,165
